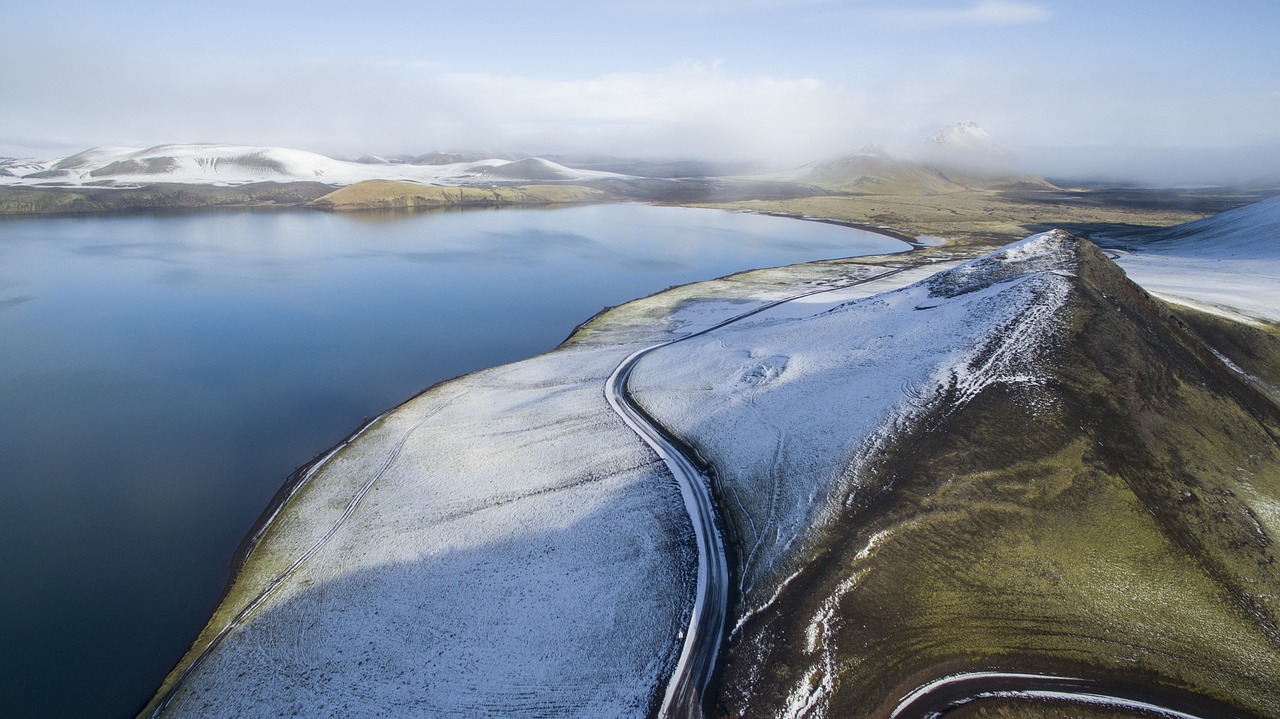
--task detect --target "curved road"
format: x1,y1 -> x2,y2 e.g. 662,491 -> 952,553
890,672 -> 1232,719
606,269 -> 909,718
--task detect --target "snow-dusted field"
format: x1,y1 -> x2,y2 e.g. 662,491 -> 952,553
159,338 -> 692,718
0,144 -> 622,187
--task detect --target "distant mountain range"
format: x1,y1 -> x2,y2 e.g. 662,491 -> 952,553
0,123 -> 1034,193
0,144 -> 623,187
798,121 -> 1053,194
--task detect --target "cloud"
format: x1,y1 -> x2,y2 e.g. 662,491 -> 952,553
437,62 -> 852,161
0,52 -> 861,162
874,0 -> 1052,28
3,34 -> 1280,185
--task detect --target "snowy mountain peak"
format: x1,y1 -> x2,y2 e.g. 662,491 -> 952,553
926,121 -> 1003,156
926,121 -> 993,148
0,143 -> 628,188
852,143 -> 894,160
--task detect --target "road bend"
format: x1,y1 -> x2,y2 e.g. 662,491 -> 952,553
890,672 -> 1235,719
605,268 -> 909,719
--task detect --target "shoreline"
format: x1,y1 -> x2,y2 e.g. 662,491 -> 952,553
231,206 -> 923,588
140,208 -> 924,717
134,203 -> 1280,717
739,208 -> 930,248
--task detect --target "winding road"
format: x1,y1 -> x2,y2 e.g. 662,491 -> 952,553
890,672 -> 1231,719
605,268 -> 910,718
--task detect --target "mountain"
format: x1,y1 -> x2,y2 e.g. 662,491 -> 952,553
801,144 -> 972,194
0,144 -> 626,188
475,157 -> 586,182
802,144 -> 1052,194
925,120 -> 1010,156
800,123 -> 1051,194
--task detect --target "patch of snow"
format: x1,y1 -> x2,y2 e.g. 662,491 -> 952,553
1110,252 -> 1280,325
779,529 -> 896,719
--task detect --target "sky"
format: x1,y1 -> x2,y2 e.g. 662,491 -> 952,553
3,0 -> 1279,183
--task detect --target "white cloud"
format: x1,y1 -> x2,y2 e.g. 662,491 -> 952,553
4,36 -> 1280,184
0,52 -> 862,162
437,62 -> 851,160
874,0 -> 1052,28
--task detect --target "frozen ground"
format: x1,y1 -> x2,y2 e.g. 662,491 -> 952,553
628,233 -> 1077,615
0,144 -> 624,187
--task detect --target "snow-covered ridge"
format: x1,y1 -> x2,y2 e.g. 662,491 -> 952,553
0,143 -> 625,187
629,231 -> 1078,614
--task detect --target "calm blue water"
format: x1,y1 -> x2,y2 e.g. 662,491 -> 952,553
0,204 -> 907,718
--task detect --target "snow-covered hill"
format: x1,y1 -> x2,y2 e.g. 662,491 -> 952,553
1102,195 -> 1280,260
631,232 -> 1074,611
627,218 -> 1280,718
1099,195 -> 1280,322
0,144 -> 623,187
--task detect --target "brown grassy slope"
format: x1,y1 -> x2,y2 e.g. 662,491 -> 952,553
307,180 -> 604,211
714,240 -> 1280,719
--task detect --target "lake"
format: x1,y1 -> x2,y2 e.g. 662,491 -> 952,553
0,203 -> 908,718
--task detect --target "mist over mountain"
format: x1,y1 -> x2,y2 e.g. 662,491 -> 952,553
3,120 -> 1277,194
795,122 -> 1054,194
